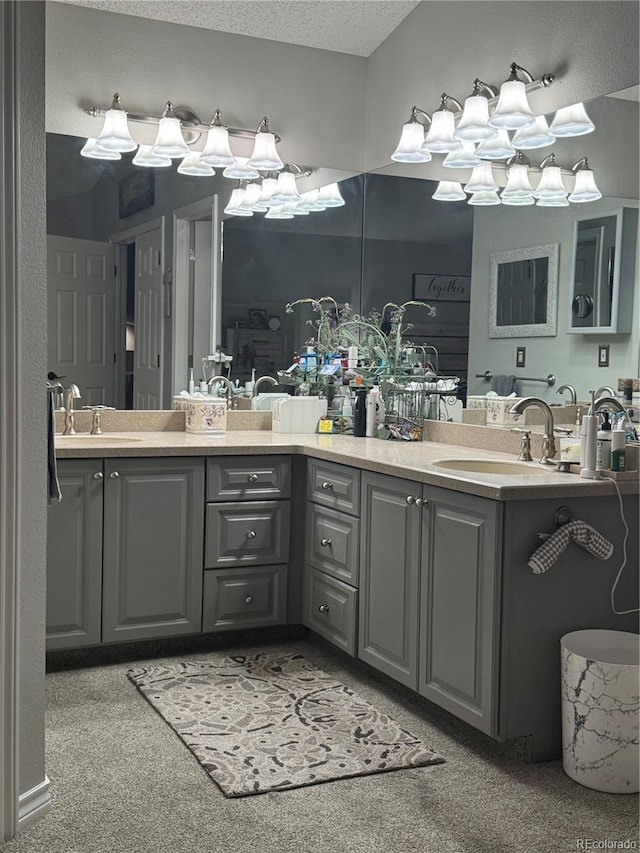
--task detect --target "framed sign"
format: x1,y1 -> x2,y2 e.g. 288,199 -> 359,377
118,170 -> 155,219
413,273 -> 471,302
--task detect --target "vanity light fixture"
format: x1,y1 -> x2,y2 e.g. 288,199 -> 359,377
550,102 -> 595,137
475,128 -> 515,160
265,204 -> 294,220
95,94 -> 138,152
241,182 -> 268,212
442,141 -> 481,169
151,102 -> 191,158
453,79 -> 499,142
317,183 -> 345,208
423,94 -> 464,153
432,181 -> 467,201
489,62 -> 538,129
501,153 -> 536,204
132,145 -> 171,168
568,158 -> 602,202
511,115 -> 555,150
80,138 -> 121,160
222,157 -> 260,180
224,187 -> 253,216
200,111 -> 236,167
464,161 -> 499,193
247,116 -> 284,171
271,170 -> 302,204
177,152 -> 215,177
534,153 -> 569,200
391,107 -> 432,162
468,190 -> 501,206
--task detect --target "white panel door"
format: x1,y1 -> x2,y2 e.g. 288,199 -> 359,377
134,228 -> 163,409
47,236 -> 116,406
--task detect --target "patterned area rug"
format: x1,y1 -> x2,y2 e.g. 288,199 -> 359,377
127,652 -> 444,797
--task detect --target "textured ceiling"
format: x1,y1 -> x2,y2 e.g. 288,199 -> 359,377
56,0 -> 421,56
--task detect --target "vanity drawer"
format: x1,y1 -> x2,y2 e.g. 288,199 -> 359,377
307,459 -> 360,516
306,503 -> 359,586
303,567 -> 358,656
205,500 -> 290,568
202,565 -> 287,632
206,456 -> 291,502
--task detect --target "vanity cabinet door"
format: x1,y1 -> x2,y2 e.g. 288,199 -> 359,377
419,487 -> 500,736
102,457 -> 205,643
358,472 -> 421,689
46,459 -> 104,651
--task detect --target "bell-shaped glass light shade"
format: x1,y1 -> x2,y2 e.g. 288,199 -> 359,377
286,201 -> 308,216
501,193 -> 535,206
443,141 -> 481,169
501,164 -> 535,200
468,190 -> 501,206
271,171 -> 301,204
475,129 -> 515,160
423,110 -> 461,153
80,138 -> 122,160
200,125 -> 236,167
241,182 -> 267,212
265,204 -> 294,220
454,95 -> 497,142
247,130 -> 283,171
177,153 -> 215,177
224,188 -> 253,216
432,181 -> 466,201
550,103 -> 595,138
391,121 -> 430,162
296,190 -> 318,212
464,161 -> 498,193
222,157 -> 260,180
536,195 -> 570,207
512,115 -> 555,150
96,108 -> 137,152
132,145 -> 171,168
489,80 -> 536,129
534,166 -> 568,200
152,116 -> 190,159
568,168 -> 602,203
318,183 -> 345,208
258,177 -> 279,207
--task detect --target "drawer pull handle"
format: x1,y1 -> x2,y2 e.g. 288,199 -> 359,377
246,530 -> 257,540
318,604 -> 330,614
321,481 -> 334,490
93,472 -> 104,480
406,495 -> 415,505
320,538 -> 332,547
245,595 -> 254,605
109,471 -> 119,480
248,473 -> 259,482
415,497 -> 428,508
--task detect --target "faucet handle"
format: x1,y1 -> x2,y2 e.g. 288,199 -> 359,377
510,427 -> 533,462
554,426 -> 573,436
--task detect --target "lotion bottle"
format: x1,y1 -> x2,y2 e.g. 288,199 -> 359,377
188,368 -> 195,395
580,391 -> 600,480
595,411 -> 612,472
365,386 -> 378,437
610,416 -> 626,472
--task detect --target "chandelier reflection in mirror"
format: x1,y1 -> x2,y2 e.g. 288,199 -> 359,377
81,94 -> 345,218
391,62 -> 602,207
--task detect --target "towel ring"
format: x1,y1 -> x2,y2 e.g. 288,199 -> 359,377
554,506 -> 572,527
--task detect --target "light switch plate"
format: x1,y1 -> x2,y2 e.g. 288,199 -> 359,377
516,346 -> 526,368
598,344 -> 610,367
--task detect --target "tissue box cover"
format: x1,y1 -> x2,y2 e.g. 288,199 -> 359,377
467,396 -> 488,410
185,399 -> 227,434
486,397 -> 523,425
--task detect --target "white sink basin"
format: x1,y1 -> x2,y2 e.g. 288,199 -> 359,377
433,459 -> 550,476
56,435 -> 142,443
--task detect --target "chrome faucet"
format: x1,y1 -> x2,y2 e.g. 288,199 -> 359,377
593,395 -> 636,436
252,375 -> 278,397
595,386 -> 616,399
556,384 -> 577,405
208,375 -> 237,410
509,397 -> 557,464
62,384 -> 81,435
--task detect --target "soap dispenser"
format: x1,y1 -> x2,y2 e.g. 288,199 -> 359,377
595,411 -> 612,472
610,415 -> 626,472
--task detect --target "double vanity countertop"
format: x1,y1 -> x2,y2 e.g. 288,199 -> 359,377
54,429 -> 639,502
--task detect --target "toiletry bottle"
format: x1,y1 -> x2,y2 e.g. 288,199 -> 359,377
245,368 -> 256,396
610,416 -> 626,472
366,386 -> 379,437
199,379 -> 208,394
188,368 -> 195,395
354,388 -> 367,437
348,346 -> 358,369
580,391 -> 600,480
374,382 -> 385,429
342,396 -> 353,418
595,411 -> 612,472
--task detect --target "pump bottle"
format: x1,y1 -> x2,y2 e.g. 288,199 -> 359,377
610,416 -> 626,472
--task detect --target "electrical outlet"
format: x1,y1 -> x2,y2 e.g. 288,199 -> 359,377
598,344 -> 610,367
516,347 -> 526,368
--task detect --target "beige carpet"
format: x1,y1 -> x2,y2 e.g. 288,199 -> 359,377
128,652 -> 444,796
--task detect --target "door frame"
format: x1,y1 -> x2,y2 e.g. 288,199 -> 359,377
172,196 -> 222,397
109,216 -> 166,408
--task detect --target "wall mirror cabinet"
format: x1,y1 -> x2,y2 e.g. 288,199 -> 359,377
568,207 -> 638,335
488,244 -> 559,338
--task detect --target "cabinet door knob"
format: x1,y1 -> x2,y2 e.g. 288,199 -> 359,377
93,472 -> 104,480
245,595 -> 254,605
320,538 -> 332,547
321,481 -> 334,490
248,473 -> 259,482
415,497 -> 427,508
318,604 -> 330,614
109,471 -> 119,479
406,495 -> 415,505
246,530 -> 257,539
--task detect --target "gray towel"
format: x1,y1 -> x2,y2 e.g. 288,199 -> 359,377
528,520 -> 613,574
48,392 -> 61,504
491,374 -> 519,395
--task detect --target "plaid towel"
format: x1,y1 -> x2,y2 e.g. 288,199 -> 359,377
528,520 -> 614,574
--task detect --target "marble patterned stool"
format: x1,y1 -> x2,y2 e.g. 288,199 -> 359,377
561,630 -> 639,793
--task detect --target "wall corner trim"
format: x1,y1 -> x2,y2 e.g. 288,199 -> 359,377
17,776 -> 51,831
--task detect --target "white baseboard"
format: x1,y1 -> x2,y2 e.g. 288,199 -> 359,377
18,775 -> 51,831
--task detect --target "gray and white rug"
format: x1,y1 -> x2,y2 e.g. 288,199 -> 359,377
127,652 -> 444,797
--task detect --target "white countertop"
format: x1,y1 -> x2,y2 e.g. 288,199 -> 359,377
54,430 -> 639,502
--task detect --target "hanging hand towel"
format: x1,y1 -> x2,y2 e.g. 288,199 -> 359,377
490,374 -> 519,396
48,392 -> 62,504
528,520 -> 613,574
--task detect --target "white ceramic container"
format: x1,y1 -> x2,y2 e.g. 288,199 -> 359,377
185,398 -> 227,434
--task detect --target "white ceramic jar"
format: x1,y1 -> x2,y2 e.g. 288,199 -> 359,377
185,398 -> 227,434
